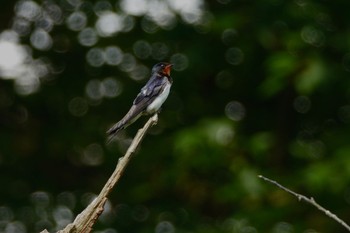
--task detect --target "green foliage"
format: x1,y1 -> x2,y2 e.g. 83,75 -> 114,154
0,0 -> 350,232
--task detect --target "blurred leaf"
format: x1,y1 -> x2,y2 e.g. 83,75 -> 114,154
260,52 -> 298,97
1,0 -> 350,232
295,59 -> 325,94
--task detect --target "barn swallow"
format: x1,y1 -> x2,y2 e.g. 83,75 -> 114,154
107,62 -> 173,142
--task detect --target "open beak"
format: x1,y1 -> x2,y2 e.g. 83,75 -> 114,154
164,64 -> 173,76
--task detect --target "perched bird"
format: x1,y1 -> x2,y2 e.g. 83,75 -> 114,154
107,62 -> 173,142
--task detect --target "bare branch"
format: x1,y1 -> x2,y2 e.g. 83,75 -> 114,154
41,114 -> 159,233
258,175 -> 350,232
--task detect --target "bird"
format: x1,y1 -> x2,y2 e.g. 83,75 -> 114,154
106,62 -> 173,143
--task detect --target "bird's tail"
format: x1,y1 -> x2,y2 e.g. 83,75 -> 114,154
106,105 -> 142,143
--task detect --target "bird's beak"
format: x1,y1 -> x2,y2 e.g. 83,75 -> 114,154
164,64 -> 173,76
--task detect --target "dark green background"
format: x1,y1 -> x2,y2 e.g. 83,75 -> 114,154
1,0 -> 350,232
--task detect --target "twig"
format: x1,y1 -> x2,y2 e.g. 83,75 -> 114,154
258,175 -> 350,232
41,114 -> 159,233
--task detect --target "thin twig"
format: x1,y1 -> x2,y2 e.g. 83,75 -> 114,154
258,175 -> 350,232
41,114 -> 159,233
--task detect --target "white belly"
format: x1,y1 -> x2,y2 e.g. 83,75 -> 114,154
146,83 -> 171,113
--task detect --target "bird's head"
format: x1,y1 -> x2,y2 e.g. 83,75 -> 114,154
152,62 -> 173,76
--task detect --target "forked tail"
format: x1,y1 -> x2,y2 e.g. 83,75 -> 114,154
106,105 -> 143,143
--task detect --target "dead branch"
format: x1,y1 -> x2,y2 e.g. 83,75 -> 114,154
40,114 -> 158,233
259,174 -> 350,232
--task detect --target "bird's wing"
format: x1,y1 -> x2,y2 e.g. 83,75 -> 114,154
133,76 -> 166,107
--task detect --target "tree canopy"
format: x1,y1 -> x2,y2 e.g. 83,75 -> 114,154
1,0 -> 350,232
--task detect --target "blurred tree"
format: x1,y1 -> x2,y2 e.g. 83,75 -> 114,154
0,0 -> 350,232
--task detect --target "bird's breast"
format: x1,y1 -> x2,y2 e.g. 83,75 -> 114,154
146,82 -> 171,114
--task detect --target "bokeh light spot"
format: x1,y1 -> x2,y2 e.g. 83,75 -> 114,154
121,15 -> 135,32
68,97 -> 89,117
118,53 -> 136,72
82,143 -> 104,166
155,221 -> 175,233
94,1 -> 113,15
96,12 -> 123,37
15,0 -> 41,21
215,125 -> 234,145
12,18 -> 31,36
53,205 -> 73,228
57,192 -> 76,210
170,53 -> 189,71
86,47 -> 105,67
146,1 -> 176,28
14,75 -> 40,95
225,101 -> 246,121
0,40 -> 26,73
30,29 -> 52,50
152,42 -> 169,60
66,11 -> 87,31
222,28 -> 238,45
301,26 -> 325,47
133,40 -> 152,59
129,64 -> 149,81
293,95 -> 311,113
102,77 -> 123,98
43,2 -> 62,23
132,205 -> 149,222
78,27 -> 98,47
215,70 -> 234,89
120,0 -> 148,16
225,47 -> 244,65
66,0 -> 82,7
31,191 -> 50,207
86,79 -> 103,101
272,222 -> 294,233
81,192 -> 97,207
0,30 -> 19,43
5,221 -> 27,233
168,0 -> 204,24
141,17 -> 159,33
35,16 -> 54,32
105,46 -> 123,65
